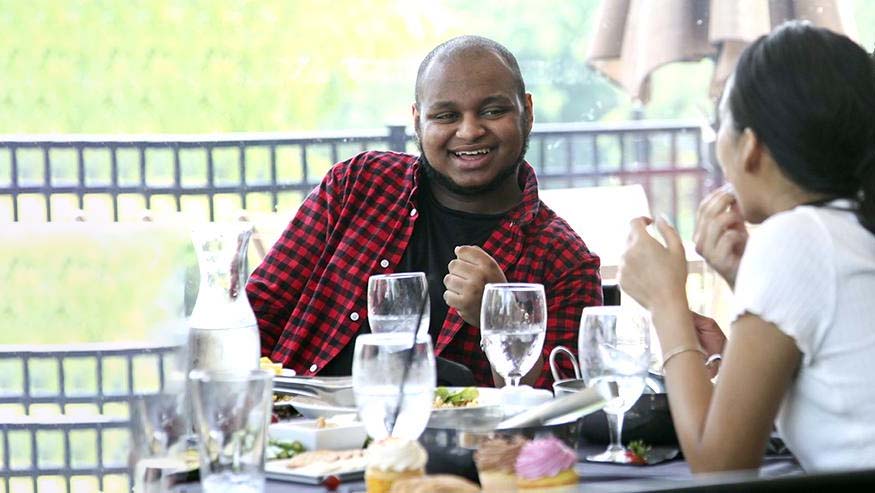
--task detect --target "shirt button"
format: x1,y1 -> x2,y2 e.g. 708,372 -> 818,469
380,259 -> 389,268
410,208 -> 417,217
308,364 -> 318,373
350,312 -> 360,321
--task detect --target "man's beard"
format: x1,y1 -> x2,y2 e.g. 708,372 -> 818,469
416,133 -> 530,197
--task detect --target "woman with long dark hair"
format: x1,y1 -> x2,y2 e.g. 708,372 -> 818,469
619,22 -> 875,472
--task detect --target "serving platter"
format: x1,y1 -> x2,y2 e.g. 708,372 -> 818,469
265,456 -> 365,485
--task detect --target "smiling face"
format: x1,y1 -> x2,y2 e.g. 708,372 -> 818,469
413,48 -> 533,210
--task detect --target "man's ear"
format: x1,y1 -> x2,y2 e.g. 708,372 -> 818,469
412,103 -> 421,135
740,128 -> 764,174
523,93 -> 534,132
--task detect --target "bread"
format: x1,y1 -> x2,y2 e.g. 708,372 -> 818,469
388,474 -> 481,493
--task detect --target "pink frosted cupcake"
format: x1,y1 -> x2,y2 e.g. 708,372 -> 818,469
515,437 -> 579,492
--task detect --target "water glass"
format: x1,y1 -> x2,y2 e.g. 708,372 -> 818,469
352,332 -> 436,441
578,306 -> 650,463
130,392 -> 191,493
480,283 -> 547,387
367,272 -> 430,335
189,369 -> 273,493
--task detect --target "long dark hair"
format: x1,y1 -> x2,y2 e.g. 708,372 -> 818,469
727,22 -> 875,233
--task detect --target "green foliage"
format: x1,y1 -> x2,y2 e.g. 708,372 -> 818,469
0,0 -> 625,133
0,223 -> 196,344
1,0 -> 872,134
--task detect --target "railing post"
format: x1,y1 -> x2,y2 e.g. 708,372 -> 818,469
387,125 -> 408,153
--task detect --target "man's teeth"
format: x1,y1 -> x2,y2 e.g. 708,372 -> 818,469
454,149 -> 490,156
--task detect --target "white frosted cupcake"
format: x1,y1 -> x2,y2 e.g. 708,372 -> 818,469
365,438 -> 428,493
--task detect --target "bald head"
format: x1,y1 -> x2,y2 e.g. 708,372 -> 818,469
414,36 -> 526,107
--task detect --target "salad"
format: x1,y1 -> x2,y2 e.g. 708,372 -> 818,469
433,386 -> 479,409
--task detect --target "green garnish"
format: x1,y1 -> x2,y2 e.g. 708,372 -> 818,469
268,438 -> 306,459
628,440 -> 651,458
434,386 -> 479,406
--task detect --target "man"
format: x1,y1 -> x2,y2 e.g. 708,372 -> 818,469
246,36 -> 601,389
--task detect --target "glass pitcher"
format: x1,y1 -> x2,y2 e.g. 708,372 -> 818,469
187,223 -> 260,373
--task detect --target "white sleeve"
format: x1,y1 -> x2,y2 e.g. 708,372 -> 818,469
731,210 -> 836,365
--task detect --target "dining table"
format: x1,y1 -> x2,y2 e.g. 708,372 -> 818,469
169,444 -> 802,493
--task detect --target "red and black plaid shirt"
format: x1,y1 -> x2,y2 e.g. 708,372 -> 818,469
246,151 -> 602,388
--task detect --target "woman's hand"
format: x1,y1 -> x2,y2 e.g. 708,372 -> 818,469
692,312 -> 726,379
693,186 -> 748,288
618,216 -> 688,311
692,312 -> 726,356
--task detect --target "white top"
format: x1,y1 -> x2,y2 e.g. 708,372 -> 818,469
732,201 -> 875,471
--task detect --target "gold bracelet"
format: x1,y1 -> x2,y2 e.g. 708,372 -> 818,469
661,344 -> 706,371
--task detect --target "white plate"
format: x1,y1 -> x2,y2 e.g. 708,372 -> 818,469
287,386 -> 502,420
265,457 -> 364,485
284,395 -> 356,419
431,386 -> 501,411
428,387 -> 505,430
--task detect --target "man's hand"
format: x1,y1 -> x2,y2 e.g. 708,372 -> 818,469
443,245 -> 507,327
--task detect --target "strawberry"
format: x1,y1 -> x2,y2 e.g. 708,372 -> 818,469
625,449 -> 647,465
625,440 -> 651,465
322,475 -> 341,491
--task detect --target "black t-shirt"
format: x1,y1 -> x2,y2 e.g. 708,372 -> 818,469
319,180 -> 504,376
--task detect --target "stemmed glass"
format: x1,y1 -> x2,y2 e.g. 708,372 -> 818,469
579,305 -> 650,463
480,283 -> 547,387
367,272 -> 430,335
352,332 -> 436,440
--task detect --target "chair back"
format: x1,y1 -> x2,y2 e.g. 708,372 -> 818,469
540,184 -> 651,280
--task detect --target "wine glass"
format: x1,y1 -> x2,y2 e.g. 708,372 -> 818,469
480,283 -> 547,387
352,332 -> 436,440
367,272 -> 430,335
578,305 -> 650,463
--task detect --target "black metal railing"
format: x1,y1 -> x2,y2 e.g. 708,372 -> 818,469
0,343 -> 178,493
0,120 -> 716,230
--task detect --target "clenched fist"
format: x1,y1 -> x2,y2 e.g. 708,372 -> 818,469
443,245 -> 507,327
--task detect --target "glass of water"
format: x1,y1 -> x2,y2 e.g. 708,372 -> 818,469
130,392 -> 190,493
480,283 -> 547,387
352,332 -> 436,441
578,305 -> 650,463
189,369 -> 273,493
367,272 -> 430,335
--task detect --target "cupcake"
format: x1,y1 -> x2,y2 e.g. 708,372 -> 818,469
365,438 -> 428,493
515,437 -> 579,492
473,435 -> 528,492
389,474 -> 481,493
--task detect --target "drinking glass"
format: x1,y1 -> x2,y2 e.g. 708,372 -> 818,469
130,392 -> 190,493
367,272 -> 430,335
352,332 -> 436,441
480,283 -> 547,387
189,369 -> 273,493
578,306 -> 650,463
